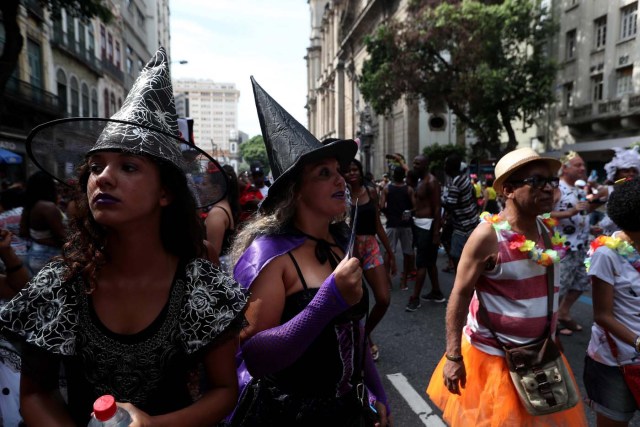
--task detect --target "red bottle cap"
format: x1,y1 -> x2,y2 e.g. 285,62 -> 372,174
93,395 -> 117,421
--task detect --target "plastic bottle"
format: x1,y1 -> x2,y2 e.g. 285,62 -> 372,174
88,395 -> 132,427
575,179 -> 587,216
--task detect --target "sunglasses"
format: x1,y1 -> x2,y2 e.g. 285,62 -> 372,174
508,176 -> 560,190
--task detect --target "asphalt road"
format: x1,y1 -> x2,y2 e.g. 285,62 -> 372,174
371,249 -> 640,426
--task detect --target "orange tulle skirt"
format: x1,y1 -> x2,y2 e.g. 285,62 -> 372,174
426,340 -> 588,427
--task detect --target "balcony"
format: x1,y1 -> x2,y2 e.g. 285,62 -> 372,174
101,59 -> 125,84
3,76 -> 64,116
50,29 -> 103,76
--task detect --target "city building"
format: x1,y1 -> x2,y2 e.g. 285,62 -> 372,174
0,0 -> 171,182
553,0 -> 640,166
173,78 -> 240,169
306,0 -> 552,178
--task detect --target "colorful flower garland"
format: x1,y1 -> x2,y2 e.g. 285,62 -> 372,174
584,235 -> 640,273
480,212 -> 567,267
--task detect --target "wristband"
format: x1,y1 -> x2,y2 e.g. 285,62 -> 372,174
634,335 -> 640,353
445,353 -> 463,362
5,262 -> 23,274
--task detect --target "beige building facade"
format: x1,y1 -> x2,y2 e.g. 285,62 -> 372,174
553,0 -> 640,163
173,79 -> 240,168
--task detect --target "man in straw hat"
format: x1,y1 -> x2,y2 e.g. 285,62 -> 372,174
550,151 -> 592,336
427,147 -> 586,426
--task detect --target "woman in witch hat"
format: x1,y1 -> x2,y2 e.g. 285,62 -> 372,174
0,48 -> 248,426
229,78 -> 389,426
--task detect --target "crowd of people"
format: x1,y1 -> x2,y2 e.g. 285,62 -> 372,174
0,46 -> 640,426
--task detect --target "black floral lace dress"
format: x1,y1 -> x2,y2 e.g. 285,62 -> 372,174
0,258 -> 248,425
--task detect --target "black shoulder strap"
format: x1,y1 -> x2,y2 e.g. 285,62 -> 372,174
286,251 -> 308,290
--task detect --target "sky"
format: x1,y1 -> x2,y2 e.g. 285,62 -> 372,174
169,0 -> 311,138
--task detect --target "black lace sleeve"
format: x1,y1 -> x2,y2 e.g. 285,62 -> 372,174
179,259 -> 248,354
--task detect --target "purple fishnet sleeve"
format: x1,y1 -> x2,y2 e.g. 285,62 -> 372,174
364,344 -> 390,414
241,274 -> 350,378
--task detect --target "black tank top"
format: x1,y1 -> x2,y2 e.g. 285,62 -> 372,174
265,251 -> 368,397
351,187 -> 377,236
385,184 -> 412,227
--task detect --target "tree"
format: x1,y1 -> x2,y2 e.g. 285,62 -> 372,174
239,135 -> 270,175
0,0 -> 112,98
359,0 -> 557,157
423,143 -> 467,181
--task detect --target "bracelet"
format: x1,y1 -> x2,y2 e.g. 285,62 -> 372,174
445,353 -> 463,362
634,335 -> 640,353
5,262 -> 23,274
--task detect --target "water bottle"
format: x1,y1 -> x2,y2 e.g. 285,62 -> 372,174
88,395 -> 132,427
575,179 -> 587,216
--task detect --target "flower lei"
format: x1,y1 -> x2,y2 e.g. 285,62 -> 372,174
480,212 -> 567,267
584,235 -> 640,273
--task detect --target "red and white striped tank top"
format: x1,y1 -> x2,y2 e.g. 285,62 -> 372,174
463,221 -> 559,357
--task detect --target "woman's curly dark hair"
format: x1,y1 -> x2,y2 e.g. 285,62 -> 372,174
62,157 -> 206,291
607,177 -> 640,232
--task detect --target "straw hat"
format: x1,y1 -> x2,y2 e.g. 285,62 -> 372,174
493,147 -> 561,193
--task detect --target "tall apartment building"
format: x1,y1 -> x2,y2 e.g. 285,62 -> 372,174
554,0 -> 640,164
173,79 -> 240,168
0,0 -> 171,181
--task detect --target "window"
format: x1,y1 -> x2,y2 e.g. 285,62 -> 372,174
78,22 -> 85,52
104,88 -> 109,116
100,25 -> 106,59
107,33 -> 113,63
81,83 -> 89,116
27,38 -> 42,89
621,2 -> 638,39
137,7 -> 146,28
592,74 -> 604,101
110,93 -> 116,115
126,57 -> 133,75
70,76 -> 79,116
91,88 -> 98,117
594,16 -> 607,49
617,66 -> 633,95
564,82 -> 574,108
115,41 -> 121,68
56,69 -> 68,114
566,29 -> 577,60
66,13 -> 75,45
87,24 -> 95,57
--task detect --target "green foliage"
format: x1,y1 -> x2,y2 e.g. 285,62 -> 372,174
423,143 -> 467,177
39,0 -> 113,22
239,135 -> 270,174
359,0 -> 557,157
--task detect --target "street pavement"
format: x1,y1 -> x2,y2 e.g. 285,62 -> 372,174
371,249 -> 640,426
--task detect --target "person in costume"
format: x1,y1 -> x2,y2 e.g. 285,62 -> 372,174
229,77 -> 389,426
584,177 -> 640,426
205,164 -> 240,272
0,48 -> 248,426
427,147 -> 586,426
593,146 -> 640,235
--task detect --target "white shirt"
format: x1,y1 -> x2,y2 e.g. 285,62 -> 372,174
554,180 -> 589,250
587,245 -> 640,366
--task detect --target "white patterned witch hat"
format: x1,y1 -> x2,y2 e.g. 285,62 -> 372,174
26,47 -> 226,208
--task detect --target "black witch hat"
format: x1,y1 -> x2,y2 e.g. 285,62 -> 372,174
26,47 -> 226,208
251,76 -> 357,212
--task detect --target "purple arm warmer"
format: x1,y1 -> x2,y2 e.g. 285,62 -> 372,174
364,339 -> 390,414
241,274 -> 350,378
